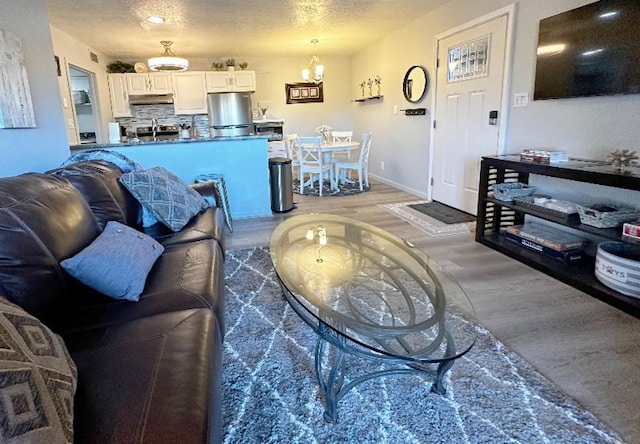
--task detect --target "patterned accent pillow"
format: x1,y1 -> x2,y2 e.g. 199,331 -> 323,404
0,296 -> 77,443
60,221 -> 164,301
119,167 -> 209,231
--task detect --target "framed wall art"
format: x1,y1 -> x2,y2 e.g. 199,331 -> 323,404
0,28 -> 36,128
285,82 -> 323,104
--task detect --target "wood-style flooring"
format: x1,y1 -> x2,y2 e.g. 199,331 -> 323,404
226,179 -> 640,443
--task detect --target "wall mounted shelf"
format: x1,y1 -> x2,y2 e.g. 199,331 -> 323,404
354,95 -> 383,103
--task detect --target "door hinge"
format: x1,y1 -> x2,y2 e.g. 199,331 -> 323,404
433,120 -> 436,129
436,58 -> 440,68
430,177 -> 434,186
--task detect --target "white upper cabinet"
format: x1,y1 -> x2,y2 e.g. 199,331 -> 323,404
125,73 -> 172,95
107,74 -> 131,117
172,72 -> 207,115
206,71 -> 256,93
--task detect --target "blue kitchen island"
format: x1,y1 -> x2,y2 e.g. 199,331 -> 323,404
70,135 -> 272,219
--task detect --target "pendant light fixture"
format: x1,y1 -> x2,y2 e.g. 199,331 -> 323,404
301,39 -> 324,83
148,41 -> 189,72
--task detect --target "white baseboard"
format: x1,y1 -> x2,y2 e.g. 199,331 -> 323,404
369,174 -> 427,200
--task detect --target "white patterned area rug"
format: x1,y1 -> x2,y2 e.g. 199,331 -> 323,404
222,248 -> 622,444
379,200 -> 476,237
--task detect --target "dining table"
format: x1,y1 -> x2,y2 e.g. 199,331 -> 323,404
319,140 -> 360,164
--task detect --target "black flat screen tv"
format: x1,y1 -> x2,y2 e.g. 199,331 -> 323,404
534,0 -> 640,100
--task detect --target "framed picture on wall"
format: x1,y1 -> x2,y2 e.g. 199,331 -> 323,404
285,82 -> 323,104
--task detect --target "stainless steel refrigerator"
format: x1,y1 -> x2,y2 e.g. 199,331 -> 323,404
207,92 -> 253,137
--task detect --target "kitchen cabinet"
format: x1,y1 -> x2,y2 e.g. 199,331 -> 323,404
125,73 -> 172,95
476,155 -> 640,318
107,74 -> 131,117
172,72 -> 207,115
205,70 -> 256,92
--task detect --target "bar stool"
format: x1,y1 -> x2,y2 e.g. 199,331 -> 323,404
194,173 -> 233,232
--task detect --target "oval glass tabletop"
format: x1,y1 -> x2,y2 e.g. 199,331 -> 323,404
270,213 -> 477,363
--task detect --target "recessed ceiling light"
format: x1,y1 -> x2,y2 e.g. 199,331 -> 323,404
146,16 -> 165,24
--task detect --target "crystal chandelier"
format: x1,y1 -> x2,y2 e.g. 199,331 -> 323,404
148,41 -> 189,72
301,39 -> 324,83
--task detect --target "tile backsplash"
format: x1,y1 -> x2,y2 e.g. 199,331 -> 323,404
115,105 -> 211,137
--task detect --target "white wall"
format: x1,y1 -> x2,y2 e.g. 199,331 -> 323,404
0,0 -> 69,177
351,0 -> 640,197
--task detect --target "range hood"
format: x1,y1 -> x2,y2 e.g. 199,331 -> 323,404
129,94 -> 174,105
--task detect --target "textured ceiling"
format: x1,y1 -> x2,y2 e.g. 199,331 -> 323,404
45,0 -> 451,60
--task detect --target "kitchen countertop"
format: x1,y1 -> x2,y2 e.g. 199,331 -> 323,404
70,134 -> 270,151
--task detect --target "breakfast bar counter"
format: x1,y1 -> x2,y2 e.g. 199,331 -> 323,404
70,135 -> 272,219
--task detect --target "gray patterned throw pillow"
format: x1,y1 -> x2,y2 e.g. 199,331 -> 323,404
119,166 -> 209,231
0,297 -> 77,443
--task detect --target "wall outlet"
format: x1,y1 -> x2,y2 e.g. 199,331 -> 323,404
67,118 -> 75,129
380,161 -> 385,171
393,105 -> 398,115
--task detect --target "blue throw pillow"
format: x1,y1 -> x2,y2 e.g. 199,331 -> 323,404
119,166 -> 209,231
60,221 -> 164,301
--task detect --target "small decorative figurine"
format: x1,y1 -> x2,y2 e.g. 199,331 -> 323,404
367,78 -> 374,97
374,75 -> 382,96
359,81 -> 366,97
607,149 -> 638,172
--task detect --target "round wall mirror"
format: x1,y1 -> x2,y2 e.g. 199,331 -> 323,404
403,65 -> 428,103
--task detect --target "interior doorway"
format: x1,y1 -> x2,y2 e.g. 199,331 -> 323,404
68,65 -> 101,144
429,5 -> 514,215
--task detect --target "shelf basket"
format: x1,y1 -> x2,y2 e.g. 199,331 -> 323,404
577,203 -> 638,228
492,182 -> 536,202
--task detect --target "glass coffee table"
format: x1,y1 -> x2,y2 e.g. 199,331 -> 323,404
269,214 -> 476,422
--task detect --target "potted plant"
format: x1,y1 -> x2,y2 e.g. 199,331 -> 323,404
238,61 -> 248,70
210,62 -> 225,71
226,58 -> 236,71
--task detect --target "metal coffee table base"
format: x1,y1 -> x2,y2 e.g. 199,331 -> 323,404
314,322 -> 456,423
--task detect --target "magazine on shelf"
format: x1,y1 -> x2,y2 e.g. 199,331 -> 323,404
504,232 -> 583,263
504,223 -> 587,251
520,149 -> 569,164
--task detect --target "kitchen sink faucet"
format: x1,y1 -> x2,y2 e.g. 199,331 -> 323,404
151,118 -> 158,141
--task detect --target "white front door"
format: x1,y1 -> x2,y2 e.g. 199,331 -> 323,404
431,10 -> 510,215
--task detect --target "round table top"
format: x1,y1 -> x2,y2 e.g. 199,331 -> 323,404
270,213 -> 477,363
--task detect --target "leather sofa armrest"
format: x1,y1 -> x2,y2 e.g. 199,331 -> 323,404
191,182 -> 222,209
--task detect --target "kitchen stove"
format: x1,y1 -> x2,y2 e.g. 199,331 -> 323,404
136,125 -> 179,141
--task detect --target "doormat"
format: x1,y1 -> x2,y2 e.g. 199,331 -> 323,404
408,201 -> 476,224
378,200 -> 475,237
292,179 -> 369,197
222,248 -> 622,443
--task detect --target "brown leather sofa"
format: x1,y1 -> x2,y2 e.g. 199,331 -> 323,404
0,161 -> 226,443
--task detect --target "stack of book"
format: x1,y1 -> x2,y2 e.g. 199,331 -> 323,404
520,149 -> 569,164
503,223 -> 587,263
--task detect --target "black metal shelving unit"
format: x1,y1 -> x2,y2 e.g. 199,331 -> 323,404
476,155 -> 640,318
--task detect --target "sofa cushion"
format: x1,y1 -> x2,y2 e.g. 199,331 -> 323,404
61,221 -> 164,301
61,308 -> 221,444
0,173 -> 100,321
50,239 -> 225,338
144,206 -> 226,252
48,161 -> 142,230
0,296 -> 77,443
120,167 -> 209,231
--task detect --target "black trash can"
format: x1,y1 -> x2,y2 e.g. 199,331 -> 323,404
268,157 -> 294,213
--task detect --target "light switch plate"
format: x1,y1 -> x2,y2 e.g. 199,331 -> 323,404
514,93 -> 529,107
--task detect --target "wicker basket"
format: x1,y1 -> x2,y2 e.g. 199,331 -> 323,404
577,203 -> 638,228
492,182 -> 536,202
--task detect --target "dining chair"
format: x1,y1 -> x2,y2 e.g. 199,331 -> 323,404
330,130 -> 354,162
334,133 -> 372,191
285,133 -> 299,175
296,136 -> 334,196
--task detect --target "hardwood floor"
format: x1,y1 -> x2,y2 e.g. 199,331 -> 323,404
226,179 -> 640,443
